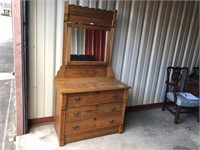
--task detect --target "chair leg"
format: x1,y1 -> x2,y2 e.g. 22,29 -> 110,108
174,106 -> 181,124
162,97 -> 168,111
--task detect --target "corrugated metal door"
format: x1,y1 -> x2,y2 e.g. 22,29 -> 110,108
28,0 -> 199,119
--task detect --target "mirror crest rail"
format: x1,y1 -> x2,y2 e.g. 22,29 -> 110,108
62,2 -> 116,66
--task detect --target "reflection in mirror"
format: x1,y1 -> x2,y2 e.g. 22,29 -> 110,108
71,28 -> 85,55
70,27 -> 106,62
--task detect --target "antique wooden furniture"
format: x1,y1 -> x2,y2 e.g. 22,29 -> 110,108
162,67 -> 199,124
54,2 -> 130,146
187,78 -> 199,96
187,67 -> 199,96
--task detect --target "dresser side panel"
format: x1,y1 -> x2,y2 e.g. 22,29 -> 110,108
54,90 -> 66,146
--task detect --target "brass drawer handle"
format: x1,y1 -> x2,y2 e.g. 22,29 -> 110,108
73,112 -> 81,117
113,94 -> 117,98
109,120 -> 115,124
111,106 -> 116,111
73,125 -> 80,130
75,97 -> 82,102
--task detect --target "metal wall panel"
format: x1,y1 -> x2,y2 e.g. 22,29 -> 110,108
28,0 -> 56,118
28,0 -> 199,118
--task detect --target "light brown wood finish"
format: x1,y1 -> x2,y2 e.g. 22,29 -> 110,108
65,3 -> 116,28
62,23 -> 68,66
54,90 -> 65,146
54,2 -> 130,146
64,66 -> 108,78
55,78 -> 129,94
65,115 -> 121,135
54,85 -> 129,146
107,28 -> 115,67
65,102 -> 122,122
65,126 -> 119,143
68,23 -> 110,31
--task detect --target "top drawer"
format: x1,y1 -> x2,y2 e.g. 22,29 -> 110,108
67,90 -> 124,107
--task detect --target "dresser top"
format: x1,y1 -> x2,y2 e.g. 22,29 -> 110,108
55,78 -> 130,94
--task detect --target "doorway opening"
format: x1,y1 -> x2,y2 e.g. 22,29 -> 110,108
0,0 -> 16,150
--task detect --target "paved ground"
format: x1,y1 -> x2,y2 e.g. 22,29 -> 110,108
0,14 -> 16,150
0,9 -> 13,73
16,108 -> 199,150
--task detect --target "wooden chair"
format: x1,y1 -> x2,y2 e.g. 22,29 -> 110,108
162,66 -> 199,124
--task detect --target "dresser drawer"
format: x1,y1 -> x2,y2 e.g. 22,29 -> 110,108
65,126 -> 119,143
65,105 -> 96,122
65,102 -> 122,122
67,90 -> 124,107
97,103 -> 122,115
65,115 -> 121,135
98,90 -> 124,101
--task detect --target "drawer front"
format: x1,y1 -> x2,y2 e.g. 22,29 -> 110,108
67,92 -> 98,107
65,105 -> 96,122
67,90 -> 124,107
95,115 -> 121,127
65,115 -> 121,135
65,126 -> 119,143
65,102 -> 122,122
65,118 -> 96,135
97,103 -> 122,115
98,90 -> 124,101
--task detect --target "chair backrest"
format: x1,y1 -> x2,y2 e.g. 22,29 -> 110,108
166,67 -> 189,92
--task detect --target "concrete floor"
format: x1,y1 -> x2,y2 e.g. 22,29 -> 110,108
0,14 -> 16,150
16,108 -> 199,150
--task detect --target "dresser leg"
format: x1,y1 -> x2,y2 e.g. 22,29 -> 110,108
119,125 -> 124,133
59,138 -> 65,146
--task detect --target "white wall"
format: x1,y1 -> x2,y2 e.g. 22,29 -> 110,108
28,0 -> 56,118
28,0 -> 199,119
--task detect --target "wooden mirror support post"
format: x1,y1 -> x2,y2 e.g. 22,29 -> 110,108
54,2 -> 130,146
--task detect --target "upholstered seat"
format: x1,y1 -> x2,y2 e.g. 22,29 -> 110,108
167,92 -> 199,107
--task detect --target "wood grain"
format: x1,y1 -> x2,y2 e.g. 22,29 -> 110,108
65,102 -> 122,122
65,126 -> 119,143
64,3 -> 116,28
54,2 -> 130,146
62,23 -> 68,66
64,66 -> 107,78
55,78 -> 130,94
65,115 -> 121,135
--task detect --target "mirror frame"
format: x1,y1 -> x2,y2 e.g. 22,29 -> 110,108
62,2 -> 116,66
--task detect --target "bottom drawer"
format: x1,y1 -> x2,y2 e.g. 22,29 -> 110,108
65,126 -> 119,143
65,115 -> 121,135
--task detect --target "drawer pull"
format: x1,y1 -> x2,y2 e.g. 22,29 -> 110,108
73,112 -> 80,117
109,120 -> 115,124
111,106 -> 116,111
113,94 -> 117,98
73,125 -> 80,130
75,97 -> 82,102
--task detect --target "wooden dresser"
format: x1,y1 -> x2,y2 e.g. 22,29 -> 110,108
54,2 -> 130,146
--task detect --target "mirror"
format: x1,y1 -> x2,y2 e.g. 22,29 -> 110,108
70,28 -> 106,62
71,28 -> 85,55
